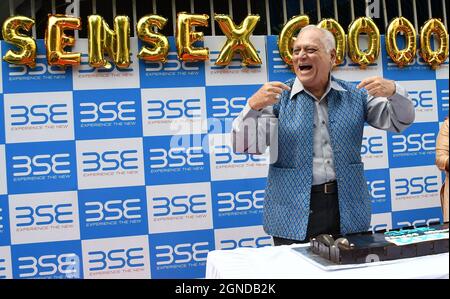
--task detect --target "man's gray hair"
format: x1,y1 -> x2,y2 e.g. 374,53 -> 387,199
298,25 -> 336,53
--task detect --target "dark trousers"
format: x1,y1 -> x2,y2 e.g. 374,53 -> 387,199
273,186 -> 340,246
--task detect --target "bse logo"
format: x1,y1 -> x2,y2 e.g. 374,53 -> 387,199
7,143 -> 76,194
217,190 -> 264,213
212,178 -> 267,228
4,92 -> 74,144
12,240 -> 82,279
142,87 -> 207,137
9,191 -> 80,244
87,247 -> 145,271
15,203 -> 73,227
220,236 -> 272,250
152,195 -> 207,217
12,153 -> 71,177
80,101 -> 136,123
390,166 -> 442,212
149,147 -> 204,169
391,134 -> 436,153
147,182 -> 213,234
85,199 -> 142,223
82,150 -> 139,172
17,253 -> 80,279
10,104 -> 68,126
155,242 -> 209,266
206,85 -> 259,134
147,99 -> 201,120
394,176 -> 439,196
144,135 -> 210,185
401,80 -> 437,123
149,230 -> 214,278
79,187 -> 148,239
214,145 -> 266,165
209,133 -> 269,181
82,236 -> 150,278
210,97 -> 246,118
77,138 -> 145,189
388,123 -> 438,168
74,89 -> 142,140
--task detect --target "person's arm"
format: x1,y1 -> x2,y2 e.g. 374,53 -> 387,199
358,77 -> 415,133
231,81 -> 289,154
231,104 -> 276,155
436,119 -> 449,172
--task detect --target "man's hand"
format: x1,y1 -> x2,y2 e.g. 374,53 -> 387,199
357,76 -> 396,97
248,82 -> 291,111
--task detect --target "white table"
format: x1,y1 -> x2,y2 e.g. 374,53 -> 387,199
206,244 -> 449,279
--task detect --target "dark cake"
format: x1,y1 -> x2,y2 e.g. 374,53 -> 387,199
310,223 -> 449,264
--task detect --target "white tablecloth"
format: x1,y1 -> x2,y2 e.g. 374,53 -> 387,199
206,244 -> 449,279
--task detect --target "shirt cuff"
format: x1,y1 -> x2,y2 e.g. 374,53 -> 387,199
387,82 -> 408,101
242,102 -> 263,120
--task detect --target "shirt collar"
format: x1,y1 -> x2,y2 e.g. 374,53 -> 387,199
289,75 -> 347,100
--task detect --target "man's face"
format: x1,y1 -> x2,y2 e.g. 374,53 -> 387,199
292,29 -> 335,89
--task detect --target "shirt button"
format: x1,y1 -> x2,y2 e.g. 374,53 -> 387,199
324,141 -> 328,145
327,160 -> 331,164
322,120 -> 326,125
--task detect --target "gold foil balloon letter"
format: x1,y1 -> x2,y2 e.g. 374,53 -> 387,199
176,13 -> 209,62
317,18 -> 346,66
137,15 -> 169,62
88,15 -> 131,69
385,17 -> 416,68
420,18 -> 449,69
348,17 -> 380,68
2,16 -> 36,67
214,14 -> 261,66
278,15 -> 309,66
45,15 -> 82,67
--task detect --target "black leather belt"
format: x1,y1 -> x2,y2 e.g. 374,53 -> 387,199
311,181 -> 337,194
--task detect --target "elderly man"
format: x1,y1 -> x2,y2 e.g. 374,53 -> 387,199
231,25 -> 415,246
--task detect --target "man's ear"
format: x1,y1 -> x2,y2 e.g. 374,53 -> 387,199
330,49 -> 337,66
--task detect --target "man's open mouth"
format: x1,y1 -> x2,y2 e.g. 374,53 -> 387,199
299,65 -> 313,71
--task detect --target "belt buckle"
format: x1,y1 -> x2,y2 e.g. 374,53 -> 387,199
324,182 -> 333,194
